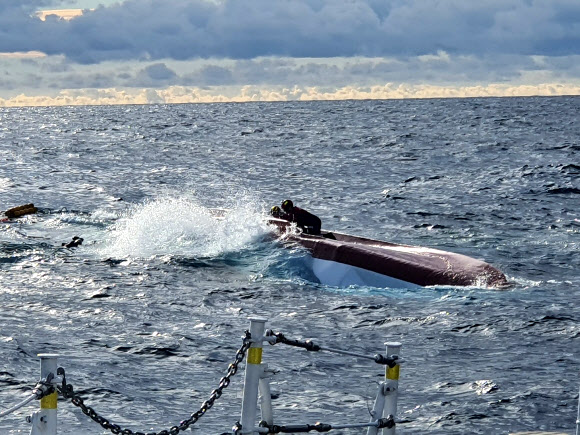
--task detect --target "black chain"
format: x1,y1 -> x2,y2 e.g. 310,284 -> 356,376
57,330 -> 252,435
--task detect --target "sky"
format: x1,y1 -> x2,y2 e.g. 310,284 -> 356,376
1,0 -> 580,106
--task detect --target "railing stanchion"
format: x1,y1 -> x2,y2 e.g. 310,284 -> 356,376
383,342 -> 401,435
367,380 -> 387,435
29,354 -> 58,435
258,364 -> 274,426
240,317 -> 267,434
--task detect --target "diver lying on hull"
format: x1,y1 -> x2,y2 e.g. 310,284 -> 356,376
267,217 -> 509,289
271,200 -> 322,235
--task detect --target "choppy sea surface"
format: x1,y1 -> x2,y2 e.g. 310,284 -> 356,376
0,97 -> 579,434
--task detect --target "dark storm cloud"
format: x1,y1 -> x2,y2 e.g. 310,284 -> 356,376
134,62 -> 178,86
2,0 -> 580,63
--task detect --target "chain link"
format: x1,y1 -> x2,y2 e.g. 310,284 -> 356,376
57,330 -> 252,435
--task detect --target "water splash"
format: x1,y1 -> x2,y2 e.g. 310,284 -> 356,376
100,196 -> 269,259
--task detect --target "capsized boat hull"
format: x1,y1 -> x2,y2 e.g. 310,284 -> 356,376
268,218 -> 508,288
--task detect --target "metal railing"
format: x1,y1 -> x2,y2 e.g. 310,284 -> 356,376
2,317 -> 577,434
1,317 -> 402,434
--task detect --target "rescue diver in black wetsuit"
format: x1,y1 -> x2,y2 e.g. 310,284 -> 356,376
279,199 -> 322,235
62,236 -> 84,248
270,205 -> 283,218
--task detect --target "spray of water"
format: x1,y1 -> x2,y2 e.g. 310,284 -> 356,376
100,195 -> 269,259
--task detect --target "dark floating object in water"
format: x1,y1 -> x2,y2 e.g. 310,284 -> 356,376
62,236 -> 84,248
268,218 -> 509,289
4,203 -> 38,219
90,292 -> 110,299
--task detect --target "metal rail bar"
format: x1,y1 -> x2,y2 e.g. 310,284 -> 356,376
0,394 -> 37,418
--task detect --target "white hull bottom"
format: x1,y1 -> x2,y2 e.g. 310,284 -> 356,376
310,257 -> 421,289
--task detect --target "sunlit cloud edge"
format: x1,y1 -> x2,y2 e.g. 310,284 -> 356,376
1,83 -> 579,107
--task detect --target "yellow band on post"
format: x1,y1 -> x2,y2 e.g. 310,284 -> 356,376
386,365 -> 400,380
247,347 -> 263,365
41,391 -> 58,409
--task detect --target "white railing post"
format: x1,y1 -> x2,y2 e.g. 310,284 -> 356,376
383,342 -> 401,435
367,380 -> 387,435
29,354 -> 58,435
240,317 -> 267,434
258,364 -> 274,426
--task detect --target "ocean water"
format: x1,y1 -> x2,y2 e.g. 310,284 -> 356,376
0,97 -> 578,434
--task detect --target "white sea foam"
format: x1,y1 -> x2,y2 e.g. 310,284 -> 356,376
100,194 -> 269,259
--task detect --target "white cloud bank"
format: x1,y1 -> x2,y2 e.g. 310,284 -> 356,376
1,0 -> 580,106
3,82 -> 579,107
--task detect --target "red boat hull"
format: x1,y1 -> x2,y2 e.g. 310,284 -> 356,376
268,218 -> 508,288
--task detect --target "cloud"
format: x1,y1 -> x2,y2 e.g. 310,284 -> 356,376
2,0 -> 580,64
1,52 -> 580,99
2,81 -> 579,107
135,63 -> 178,86
1,1 -> 579,106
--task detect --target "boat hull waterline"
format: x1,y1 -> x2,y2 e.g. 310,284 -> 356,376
268,218 -> 508,289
